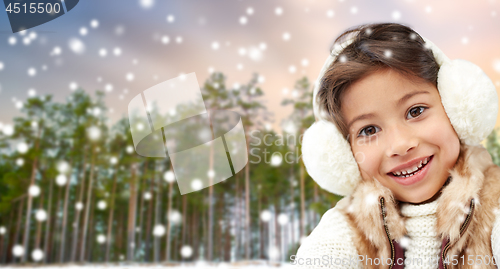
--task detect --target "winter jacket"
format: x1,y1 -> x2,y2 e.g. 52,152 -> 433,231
294,143 -> 500,268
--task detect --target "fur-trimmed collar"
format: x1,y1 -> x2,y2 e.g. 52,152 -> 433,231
336,143 -> 495,248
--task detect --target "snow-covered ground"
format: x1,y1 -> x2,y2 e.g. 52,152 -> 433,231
1,261 -> 296,269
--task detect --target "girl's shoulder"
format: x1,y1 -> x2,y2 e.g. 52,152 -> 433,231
294,198 -> 362,268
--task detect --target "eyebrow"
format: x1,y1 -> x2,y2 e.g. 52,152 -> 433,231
346,90 -> 430,131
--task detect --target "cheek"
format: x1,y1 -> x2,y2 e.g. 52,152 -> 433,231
351,145 -> 382,177
421,113 -> 460,148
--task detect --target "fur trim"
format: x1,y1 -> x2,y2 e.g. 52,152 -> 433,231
341,143 -> 500,267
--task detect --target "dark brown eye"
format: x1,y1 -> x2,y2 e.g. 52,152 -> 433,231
365,126 -> 376,135
358,125 -> 380,137
408,106 -> 425,119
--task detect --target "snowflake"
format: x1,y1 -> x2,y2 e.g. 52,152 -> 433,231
51,46 -> 62,56
271,153 -> 283,166
326,9 -> 335,18
260,210 -> 272,222
191,178 -> 203,191
301,58 -> 309,66
161,35 -> 170,44
8,36 -> 16,45
275,7 -> 283,16
99,48 -> 107,57
180,245 -> 193,258
239,16 -> 248,25
113,47 -> 122,56
392,10 -> 401,20
166,14 -> 175,23
126,72 -> 134,81
282,32 -> 291,41
115,25 -> 125,35
211,41 -> 220,50
90,19 -> 99,29
68,38 -> 85,54
105,83 -> 113,92
27,67 -> 37,77
79,27 -> 88,36
69,82 -> 78,91
153,224 -> 166,237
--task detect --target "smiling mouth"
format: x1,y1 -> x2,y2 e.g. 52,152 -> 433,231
387,155 -> 434,178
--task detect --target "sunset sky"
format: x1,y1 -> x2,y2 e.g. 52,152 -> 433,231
0,0 -> 499,132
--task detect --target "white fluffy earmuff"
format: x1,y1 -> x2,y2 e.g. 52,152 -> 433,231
302,35 -> 498,196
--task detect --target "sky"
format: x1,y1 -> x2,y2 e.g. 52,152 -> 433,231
0,0 -> 499,132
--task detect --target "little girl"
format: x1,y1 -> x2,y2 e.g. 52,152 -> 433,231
294,23 -> 500,268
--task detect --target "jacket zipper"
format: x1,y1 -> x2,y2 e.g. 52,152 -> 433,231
441,198 -> 475,269
380,197 -> 395,269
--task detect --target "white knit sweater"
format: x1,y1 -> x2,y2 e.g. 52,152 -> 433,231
400,200 -> 441,269
293,200 -> 500,268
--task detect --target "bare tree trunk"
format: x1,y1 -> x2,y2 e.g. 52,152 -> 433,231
71,150 -> 88,261
59,164 -> 72,263
144,174 -> 154,261
191,205 -> 197,259
14,197 -> 25,263
43,175 -> 54,263
244,161 -> 251,260
259,191 -> 264,259
80,146 -> 96,262
224,211 -> 231,261
233,173 -> 239,260
54,184 -> 64,262
105,168 -> 118,262
181,195 -> 187,246
299,158 -> 306,238
154,161 -> 162,262
1,203 -> 15,263
126,163 -> 138,261
289,166 -> 295,247
34,194 -> 44,251
165,179 -> 174,261
136,162 -> 147,261
22,127 -> 42,262
274,204 -> 281,262
86,200 -> 96,262
208,142 -> 214,261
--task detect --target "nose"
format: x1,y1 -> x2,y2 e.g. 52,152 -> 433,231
385,124 -> 419,157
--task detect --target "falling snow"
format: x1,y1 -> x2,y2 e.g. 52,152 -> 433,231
275,7 -> 283,16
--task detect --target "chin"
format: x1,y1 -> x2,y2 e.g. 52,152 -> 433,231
397,189 -> 439,204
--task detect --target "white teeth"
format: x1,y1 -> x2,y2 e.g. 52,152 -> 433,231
392,157 -> 431,177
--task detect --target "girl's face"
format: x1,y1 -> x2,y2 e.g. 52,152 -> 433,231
341,68 -> 460,203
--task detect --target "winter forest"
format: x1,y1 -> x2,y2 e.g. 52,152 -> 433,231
1,0 -> 500,267
0,72 -> 344,266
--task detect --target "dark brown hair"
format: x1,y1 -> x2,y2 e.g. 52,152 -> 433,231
317,23 -> 440,138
